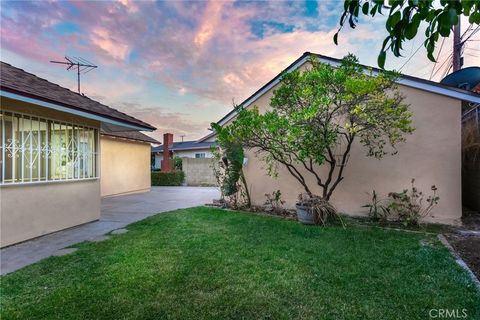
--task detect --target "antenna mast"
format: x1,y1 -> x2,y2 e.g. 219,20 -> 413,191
50,56 -> 98,94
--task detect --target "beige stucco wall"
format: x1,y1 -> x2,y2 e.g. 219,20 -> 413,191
100,136 -> 151,197
0,180 -> 100,247
234,84 -> 462,225
1,98 -> 102,247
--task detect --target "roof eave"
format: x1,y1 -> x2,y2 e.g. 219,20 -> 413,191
172,146 -> 214,151
1,89 -> 155,132
216,52 -> 480,127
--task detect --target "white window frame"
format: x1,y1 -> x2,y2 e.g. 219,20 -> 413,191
0,110 -> 99,186
195,152 -> 206,158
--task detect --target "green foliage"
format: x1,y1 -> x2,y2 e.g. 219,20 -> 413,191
151,171 -> 185,186
264,190 -> 286,214
388,179 -> 440,227
210,123 -> 251,207
227,54 -> 414,200
362,190 -> 391,222
173,157 -> 183,171
336,0 -> 480,68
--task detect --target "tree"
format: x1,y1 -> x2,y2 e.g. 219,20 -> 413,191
225,55 -> 414,202
334,0 -> 480,68
211,123 -> 251,207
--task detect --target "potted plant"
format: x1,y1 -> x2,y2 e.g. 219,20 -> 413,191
296,193 -> 337,225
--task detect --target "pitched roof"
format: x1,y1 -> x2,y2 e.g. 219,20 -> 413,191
0,61 -> 156,131
197,131 -> 216,142
101,131 -> 160,144
215,52 -> 480,126
151,140 -> 216,153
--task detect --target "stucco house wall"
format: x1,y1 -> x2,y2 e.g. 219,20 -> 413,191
0,100 -> 102,247
101,136 -> 151,197
231,82 -> 463,225
1,180 -> 100,247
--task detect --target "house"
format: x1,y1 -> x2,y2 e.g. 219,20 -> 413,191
151,134 -> 216,170
0,62 -> 158,247
100,130 -> 159,197
208,52 -> 480,225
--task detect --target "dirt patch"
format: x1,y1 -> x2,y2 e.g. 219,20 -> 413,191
444,233 -> 480,280
462,209 -> 480,231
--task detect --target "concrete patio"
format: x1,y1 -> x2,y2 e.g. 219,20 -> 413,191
0,186 -> 219,275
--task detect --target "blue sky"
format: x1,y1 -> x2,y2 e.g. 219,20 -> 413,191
1,0 -> 478,141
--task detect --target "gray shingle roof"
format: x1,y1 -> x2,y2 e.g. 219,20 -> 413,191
1,61 -> 156,131
151,140 -> 216,153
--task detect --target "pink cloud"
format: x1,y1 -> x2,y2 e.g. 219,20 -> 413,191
2,0 -> 472,140
115,103 -> 210,141
90,27 -> 130,61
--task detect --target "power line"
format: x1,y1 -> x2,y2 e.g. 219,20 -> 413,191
442,61 -> 453,79
462,25 -> 480,44
465,53 -> 480,58
398,42 -> 424,72
430,37 -> 446,80
431,52 -> 453,80
465,47 -> 480,52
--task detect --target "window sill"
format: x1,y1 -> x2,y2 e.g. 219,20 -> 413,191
0,177 -> 99,187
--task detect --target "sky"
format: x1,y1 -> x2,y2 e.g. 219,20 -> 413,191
1,0 -> 479,142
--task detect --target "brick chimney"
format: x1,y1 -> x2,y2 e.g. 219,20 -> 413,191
161,133 -> 174,172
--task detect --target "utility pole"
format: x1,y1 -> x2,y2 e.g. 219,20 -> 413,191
50,57 -> 97,94
452,19 -> 462,72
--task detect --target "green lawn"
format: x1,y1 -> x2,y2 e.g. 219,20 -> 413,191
1,207 -> 479,320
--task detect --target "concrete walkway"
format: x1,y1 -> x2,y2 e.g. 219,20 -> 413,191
0,186 -> 219,275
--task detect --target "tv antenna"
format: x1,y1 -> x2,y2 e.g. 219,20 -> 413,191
50,56 -> 98,94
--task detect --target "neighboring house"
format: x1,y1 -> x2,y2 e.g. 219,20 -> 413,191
209,52 -> 480,225
152,136 -> 216,170
0,62 -> 157,247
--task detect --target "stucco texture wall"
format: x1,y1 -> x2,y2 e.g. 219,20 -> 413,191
1,99 -> 102,247
1,180 -> 100,247
238,85 -> 462,225
100,136 -> 151,197
182,157 -> 217,186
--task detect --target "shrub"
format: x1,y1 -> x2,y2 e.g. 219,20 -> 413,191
264,190 -> 286,214
362,190 -> 390,222
151,171 -> 185,186
210,123 -> 251,209
173,157 -> 183,171
387,179 -> 439,227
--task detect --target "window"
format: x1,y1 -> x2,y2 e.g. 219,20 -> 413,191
195,153 -> 206,158
0,110 -> 98,184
